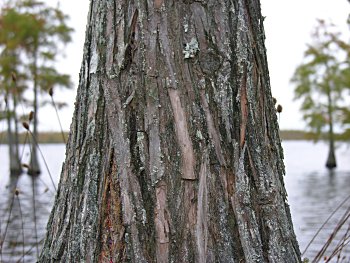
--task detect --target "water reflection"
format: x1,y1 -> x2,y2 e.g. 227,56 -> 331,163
0,175 -> 49,262
0,144 -> 63,263
283,141 -> 350,261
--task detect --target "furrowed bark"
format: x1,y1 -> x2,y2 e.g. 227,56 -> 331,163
39,0 -> 301,262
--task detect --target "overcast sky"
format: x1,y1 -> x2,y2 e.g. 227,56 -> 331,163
39,0 -> 350,131
261,0 -> 350,130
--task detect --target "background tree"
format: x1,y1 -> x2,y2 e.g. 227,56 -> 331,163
0,0 -> 73,175
0,7 -> 32,175
291,19 -> 349,169
17,0 -> 72,175
39,1 -> 301,262
329,16 -> 350,141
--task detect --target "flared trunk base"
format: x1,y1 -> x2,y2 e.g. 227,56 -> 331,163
28,151 -> 41,176
326,150 -> 337,169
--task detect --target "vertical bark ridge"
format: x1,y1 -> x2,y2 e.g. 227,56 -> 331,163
154,180 -> 170,262
168,89 -> 196,180
39,0 -> 301,262
196,153 -> 209,263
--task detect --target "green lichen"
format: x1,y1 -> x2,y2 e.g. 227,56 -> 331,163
183,37 -> 200,59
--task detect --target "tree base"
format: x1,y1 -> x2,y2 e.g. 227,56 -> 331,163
27,168 -> 41,176
326,161 -> 336,169
10,167 -> 23,176
28,150 -> 41,176
326,152 -> 337,169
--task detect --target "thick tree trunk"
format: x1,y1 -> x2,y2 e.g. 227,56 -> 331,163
39,0 -> 301,262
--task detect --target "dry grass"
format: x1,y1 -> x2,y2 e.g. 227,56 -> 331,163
0,131 -> 69,144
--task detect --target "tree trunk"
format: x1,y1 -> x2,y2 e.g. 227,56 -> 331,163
7,115 -> 22,175
5,91 -> 22,175
28,46 -> 41,175
12,91 -> 22,171
39,1 -> 301,262
325,81 -> 336,169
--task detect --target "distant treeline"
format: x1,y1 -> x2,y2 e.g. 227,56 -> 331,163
280,130 -> 350,141
0,130 -> 349,144
0,132 -> 69,144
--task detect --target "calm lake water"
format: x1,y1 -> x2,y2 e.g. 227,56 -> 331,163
0,144 -> 64,263
0,141 -> 350,262
283,141 -> 350,262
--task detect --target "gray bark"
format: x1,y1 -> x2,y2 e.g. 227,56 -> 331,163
39,0 -> 301,262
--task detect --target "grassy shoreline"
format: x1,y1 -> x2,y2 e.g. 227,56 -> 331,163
0,131 -> 69,144
0,130 -> 348,144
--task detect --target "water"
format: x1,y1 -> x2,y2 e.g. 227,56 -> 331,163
283,141 -> 350,261
0,141 -> 349,262
0,144 -> 65,263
